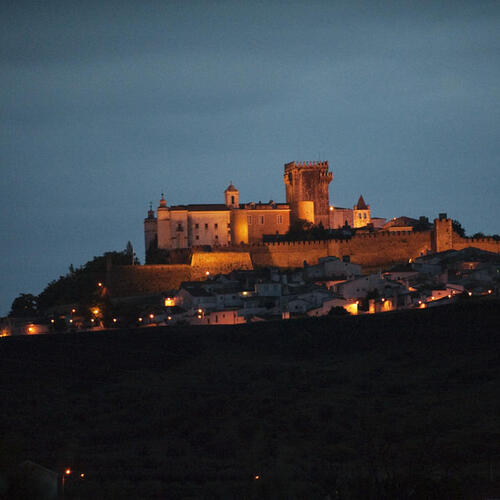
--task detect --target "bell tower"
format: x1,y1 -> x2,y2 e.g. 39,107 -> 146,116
224,182 -> 239,208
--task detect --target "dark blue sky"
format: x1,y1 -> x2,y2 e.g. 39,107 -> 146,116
1,0 -> 499,315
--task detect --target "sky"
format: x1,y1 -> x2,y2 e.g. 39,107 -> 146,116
1,0 -> 499,315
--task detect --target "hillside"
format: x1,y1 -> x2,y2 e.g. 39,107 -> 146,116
1,300 -> 500,499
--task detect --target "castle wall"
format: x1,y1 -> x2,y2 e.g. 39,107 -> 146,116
335,231 -> 433,267
451,234 -> 500,253
246,208 -> 290,244
190,251 -> 253,274
250,231 -> 433,269
107,265 -> 192,297
251,241 -> 330,268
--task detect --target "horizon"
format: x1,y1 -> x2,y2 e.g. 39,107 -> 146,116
2,0 -> 499,316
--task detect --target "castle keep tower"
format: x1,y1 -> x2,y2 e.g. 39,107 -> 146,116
284,161 -> 333,228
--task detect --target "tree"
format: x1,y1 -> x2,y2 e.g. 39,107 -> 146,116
452,220 -> 466,237
9,293 -> 38,317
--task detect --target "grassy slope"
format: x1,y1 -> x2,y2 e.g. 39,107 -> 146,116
1,299 -> 499,499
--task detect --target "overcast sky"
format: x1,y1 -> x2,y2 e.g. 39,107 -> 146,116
1,0 -> 499,315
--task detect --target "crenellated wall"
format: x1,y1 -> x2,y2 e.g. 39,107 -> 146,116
251,240 -> 330,268
336,231 -> 433,267
452,234 -> 500,253
110,222 -> 499,298
249,231 -> 433,268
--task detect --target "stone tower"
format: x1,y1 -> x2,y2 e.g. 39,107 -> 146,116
224,182 -> 239,208
144,202 -> 157,254
156,194 -> 171,249
353,195 -> 371,228
432,213 -> 453,253
284,161 -> 333,228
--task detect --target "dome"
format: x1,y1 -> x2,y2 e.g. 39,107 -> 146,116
225,182 -> 238,193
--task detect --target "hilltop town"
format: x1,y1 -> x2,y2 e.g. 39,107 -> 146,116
2,160 -> 499,336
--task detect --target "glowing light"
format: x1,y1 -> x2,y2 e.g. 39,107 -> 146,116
90,318 -> 94,323
197,308 -> 203,314
488,289 -> 492,294
381,297 -> 385,302
80,473 -> 85,478
420,303 -> 426,309
431,296 -> 435,300
27,326 -> 35,334
112,318 -> 117,323
65,469 -> 71,475
71,308 -> 76,313
50,319 -> 55,323
197,315 -> 202,319
418,300 -> 422,305
138,317 -> 143,322
329,206 -> 334,211
468,291 -> 472,296
164,297 -> 175,307
149,313 -> 154,319
98,282 -> 103,287
69,319 -> 73,323
254,475 -> 260,480
205,271 -> 210,276
167,316 -> 172,321
242,291 -> 248,296
92,308 -> 100,316
448,294 -> 452,299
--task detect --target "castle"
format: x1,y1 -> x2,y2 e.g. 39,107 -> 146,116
144,160 -> 376,254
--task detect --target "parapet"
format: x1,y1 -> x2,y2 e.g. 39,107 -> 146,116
284,161 -> 329,172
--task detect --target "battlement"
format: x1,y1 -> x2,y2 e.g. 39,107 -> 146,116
284,161 -> 329,172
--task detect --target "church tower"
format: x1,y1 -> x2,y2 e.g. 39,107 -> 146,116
353,195 -> 371,228
284,161 -> 333,228
224,182 -> 239,208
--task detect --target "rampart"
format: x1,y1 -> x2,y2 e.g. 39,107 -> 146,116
107,265 -> 192,297
335,230 -> 433,267
109,223 -> 499,297
107,252 -> 253,297
251,240 -> 330,268
452,234 -> 500,253
191,251 -> 253,274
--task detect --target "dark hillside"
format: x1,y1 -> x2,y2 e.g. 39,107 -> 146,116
1,300 -> 500,499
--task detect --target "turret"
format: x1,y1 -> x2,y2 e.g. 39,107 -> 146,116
225,182 -> 239,208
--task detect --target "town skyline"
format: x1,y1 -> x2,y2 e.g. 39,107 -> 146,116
2,0 -> 499,316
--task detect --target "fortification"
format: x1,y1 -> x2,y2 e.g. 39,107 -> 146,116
284,161 -> 332,228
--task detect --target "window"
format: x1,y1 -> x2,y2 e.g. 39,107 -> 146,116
247,215 -> 252,225
195,223 -> 199,229
215,235 -> 218,240
231,195 -> 235,204
259,215 -> 264,225
277,214 -> 283,224
214,223 -> 218,229
205,223 -> 208,229
195,235 -> 199,240
358,213 -> 362,219
363,213 -> 367,219
177,223 -> 183,231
